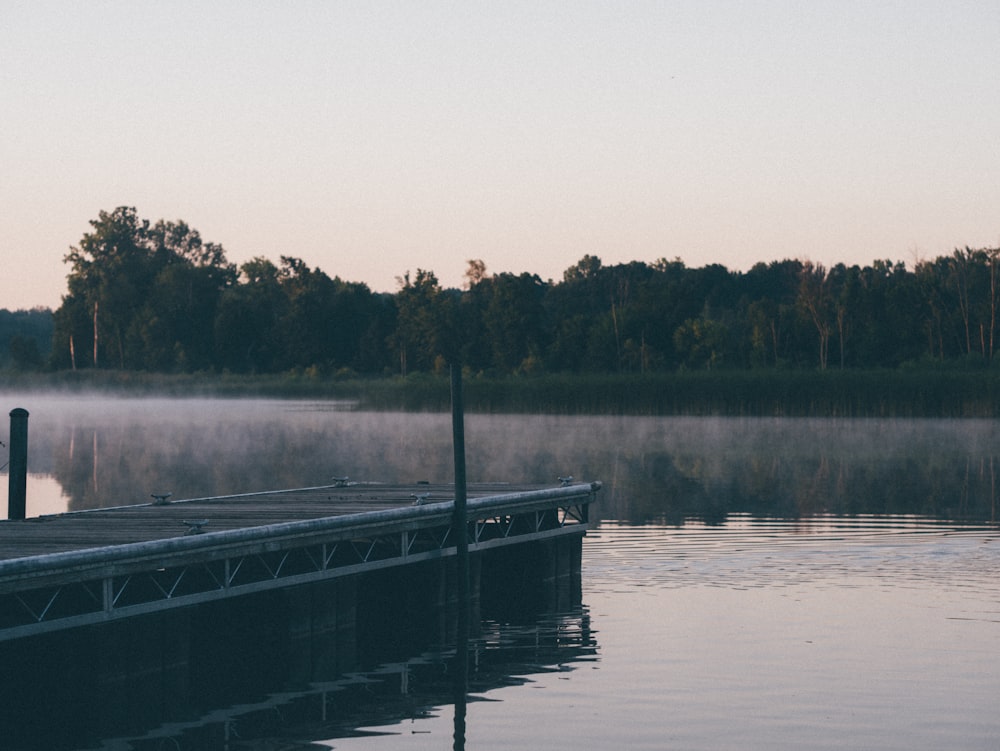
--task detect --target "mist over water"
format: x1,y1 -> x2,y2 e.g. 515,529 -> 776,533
2,396 -> 999,749
0,395 -> 997,523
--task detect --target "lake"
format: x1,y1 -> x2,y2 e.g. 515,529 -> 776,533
1,396 -> 999,749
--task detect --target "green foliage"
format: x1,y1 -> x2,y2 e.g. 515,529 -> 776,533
0,308 -> 53,371
674,318 -> 730,369
53,207 -> 237,372
390,269 -> 451,374
42,206 -> 1000,385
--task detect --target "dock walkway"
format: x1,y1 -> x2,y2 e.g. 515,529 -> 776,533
0,481 -> 600,641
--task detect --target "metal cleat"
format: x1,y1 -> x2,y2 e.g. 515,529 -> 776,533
181,519 -> 209,535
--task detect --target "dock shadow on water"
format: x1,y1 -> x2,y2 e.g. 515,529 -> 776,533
0,553 -> 594,750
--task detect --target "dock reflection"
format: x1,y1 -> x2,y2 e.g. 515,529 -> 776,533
4,604 -> 596,750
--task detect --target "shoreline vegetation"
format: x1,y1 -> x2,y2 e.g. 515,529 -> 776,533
3,368 -> 1000,418
7,209 -> 1000,421
29,208 -> 1000,382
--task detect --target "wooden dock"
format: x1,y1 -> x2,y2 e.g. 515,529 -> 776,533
0,481 -> 600,641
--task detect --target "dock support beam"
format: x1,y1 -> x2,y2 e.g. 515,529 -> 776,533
7,408 -> 28,521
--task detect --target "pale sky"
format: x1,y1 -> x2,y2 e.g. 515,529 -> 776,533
2,1 -> 998,311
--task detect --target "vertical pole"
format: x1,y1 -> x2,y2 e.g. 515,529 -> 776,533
8,408 -> 28,520
93,300 -> 99,369
450,364 -> 469,751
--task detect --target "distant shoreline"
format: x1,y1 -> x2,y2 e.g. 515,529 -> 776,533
2,368 -> 999,418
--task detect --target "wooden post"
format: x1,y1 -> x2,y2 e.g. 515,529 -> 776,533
8,408 -> 28,520
450,364 -> 469,751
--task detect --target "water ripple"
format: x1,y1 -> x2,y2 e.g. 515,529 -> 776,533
584,515 -> 1000,595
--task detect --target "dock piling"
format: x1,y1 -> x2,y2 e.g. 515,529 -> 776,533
7,408 -> 28,521
450,364 -> 469,751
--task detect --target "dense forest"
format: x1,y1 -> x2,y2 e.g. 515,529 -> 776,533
8,207 -> 1000,377
0,308 -> 53,371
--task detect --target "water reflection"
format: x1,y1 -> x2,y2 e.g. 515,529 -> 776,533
0,397 -> 997,523
3,607 -> 595,751
2,396 -> 998,750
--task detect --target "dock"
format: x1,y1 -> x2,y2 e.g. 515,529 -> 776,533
0,481 -> 600,641
0,479 -> 600,747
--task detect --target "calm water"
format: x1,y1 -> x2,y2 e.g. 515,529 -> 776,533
325,518 -> 1000,751
1,397 -> 999,749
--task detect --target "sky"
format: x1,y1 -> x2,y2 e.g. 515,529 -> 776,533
2,1 -> 998,311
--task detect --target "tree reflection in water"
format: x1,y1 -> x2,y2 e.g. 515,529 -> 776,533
4,398 -> 997,524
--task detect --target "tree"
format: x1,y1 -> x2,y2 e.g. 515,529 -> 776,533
738,260 -> 803,367
828,264 -> 862,369
482,272 -> 549,373
562,254 -> 602,284
213,257 -> 286,373
914,257 -> 951,361
391,270 -> 451,374
57,208 -> 234,371
47,210 -> 1000,376
797,261 -> 833,370
62,207 -> 152,368
673,317 -> 729,369
463,259 -> 487,289
0,308 -> 54,370
942,247 -> 1000,361
270,257 -> 379,372
7,334 -> 43,370
127,222 -> 236,371
745,298 -> 780,367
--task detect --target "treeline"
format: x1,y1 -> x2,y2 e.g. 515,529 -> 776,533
0,308 -> 53,370
33,206 -> 1000,376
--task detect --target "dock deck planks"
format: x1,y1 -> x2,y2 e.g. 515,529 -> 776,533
0,482 -> 547,562
0,480 -> 600,641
